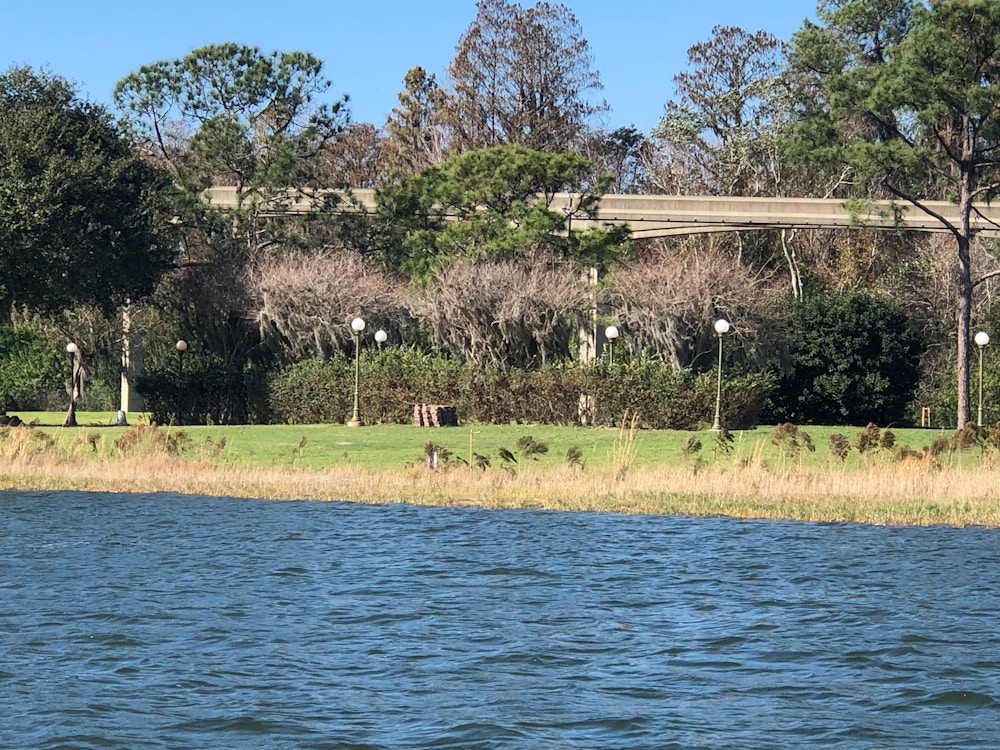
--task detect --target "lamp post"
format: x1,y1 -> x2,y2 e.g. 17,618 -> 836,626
374,329 -> 387,350
347,317 -> 366,427
63,342 -> 79,427
605,325 -> 620,365
976,330 -> 990,427
712,319 -> 731,431
175,340 -> 189,425
176,340 -> 188,373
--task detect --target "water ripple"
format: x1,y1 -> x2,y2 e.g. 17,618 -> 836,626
2,491 -> 999,748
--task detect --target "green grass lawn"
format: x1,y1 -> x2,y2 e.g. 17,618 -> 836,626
14,410 -> 967,473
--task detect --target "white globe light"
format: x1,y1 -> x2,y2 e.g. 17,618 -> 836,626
374,329 -> 388,344
714,319 -> 731,335
350,317 -> 366,333
66,342 -> 78,354
175,340 -> 188,352
975,331 -> 990,347
605,325 -> 620,340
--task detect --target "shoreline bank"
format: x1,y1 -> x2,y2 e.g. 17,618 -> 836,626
2,454 -> 998,528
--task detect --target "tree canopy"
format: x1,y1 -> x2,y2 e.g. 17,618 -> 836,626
384,66 -> 450,177
655,25 -> 787,197
114,43 -> 347,197
771,290 -> 924,426
361,144 -> 631,280
446,0 -> 607,153
0,66 -> 176,316
787,0 -> 1000,427
114,44 -> 351,368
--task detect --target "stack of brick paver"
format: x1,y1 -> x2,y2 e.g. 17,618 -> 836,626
413,403 -> 458,427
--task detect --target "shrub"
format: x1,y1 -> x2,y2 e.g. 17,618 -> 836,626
770,290 -> 924,425
266,358 -> 353,424
458,363 -> 584,425
0,327 -> 64,410
136,354 -> 261,425
586,361 -> 774,430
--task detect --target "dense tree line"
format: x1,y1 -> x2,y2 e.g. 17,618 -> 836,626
1,0 -> 998,429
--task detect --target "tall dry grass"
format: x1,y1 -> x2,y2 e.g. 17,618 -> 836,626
1,423 -> 998,527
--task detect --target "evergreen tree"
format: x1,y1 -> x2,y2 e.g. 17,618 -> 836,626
0,66 -> 176,317
787,0 -> 1000,427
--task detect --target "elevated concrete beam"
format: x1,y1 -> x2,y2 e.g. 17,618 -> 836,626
582,194 -> 1000,236
205,187 -> 1000,238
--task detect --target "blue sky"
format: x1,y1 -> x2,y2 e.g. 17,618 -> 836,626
2,0 -> 819,134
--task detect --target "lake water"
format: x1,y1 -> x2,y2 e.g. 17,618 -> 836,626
1,491 -> 998,749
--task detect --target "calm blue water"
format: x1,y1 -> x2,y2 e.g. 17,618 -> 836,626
1,491 -> 998,749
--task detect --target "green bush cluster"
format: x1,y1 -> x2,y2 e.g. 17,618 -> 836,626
0,328 -> 65,410
136,355 -> 266,425
262,349 -> 775,428
134,290 -> 927,430
767,291 -> 924,426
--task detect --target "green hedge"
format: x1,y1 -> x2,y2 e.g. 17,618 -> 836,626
265,349 -> 775,429
136,345 -> 775,429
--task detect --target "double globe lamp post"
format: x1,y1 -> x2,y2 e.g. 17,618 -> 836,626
347,317 -> 388,427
